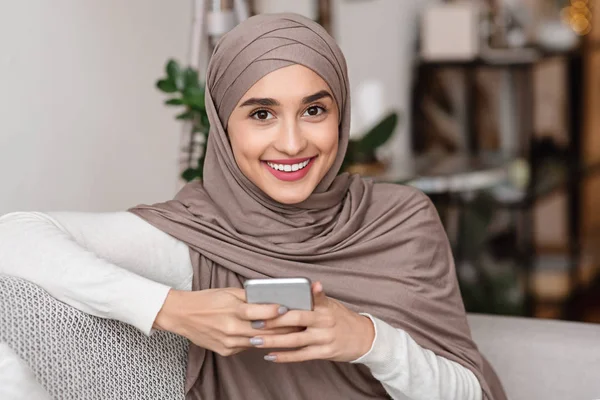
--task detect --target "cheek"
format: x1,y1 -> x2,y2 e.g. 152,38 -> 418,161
308,119 -> 339,158
229,124 -> 268,165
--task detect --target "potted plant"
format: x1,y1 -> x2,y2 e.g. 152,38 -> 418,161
156,59 -> 209,182
341,112 -> 399,175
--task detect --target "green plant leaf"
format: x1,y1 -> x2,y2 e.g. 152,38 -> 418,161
184,68 -> 200,88
200,113 -> 210,129
165,98 -> 183,106
181,167 -> 200,182
156,79 -> 177,93
193,122 -> 209,134
183,86 -> 205,109
182,164 -> 204,181
166,59 -> 185,90
166,59 -> 180,80
358,112 -> 399,150
176,110 -> 194,120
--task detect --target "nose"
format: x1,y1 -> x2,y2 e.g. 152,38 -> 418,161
273,118 -> 308,156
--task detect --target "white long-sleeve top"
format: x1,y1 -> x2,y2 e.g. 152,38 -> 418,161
0,211 -> 482,400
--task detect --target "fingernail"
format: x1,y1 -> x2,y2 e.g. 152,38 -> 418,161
264,355 -> 277,362
251,321 -> 265,329
250,337 -> 264,346
278,306 -> 288,315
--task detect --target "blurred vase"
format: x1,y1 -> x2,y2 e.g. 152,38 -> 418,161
536,19 -> 579,51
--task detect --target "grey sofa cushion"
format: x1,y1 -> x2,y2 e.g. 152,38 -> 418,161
468,313 -> 600,400
0,275 -> 188,400
3,273 -> 600,400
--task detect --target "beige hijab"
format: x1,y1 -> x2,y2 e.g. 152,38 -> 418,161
129,13 -> 506,400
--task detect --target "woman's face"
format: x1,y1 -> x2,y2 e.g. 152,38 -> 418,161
227,65 -> 340,205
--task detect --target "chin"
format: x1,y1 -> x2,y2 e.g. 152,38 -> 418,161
263,186 -> 313,205
269,191 -> 311,205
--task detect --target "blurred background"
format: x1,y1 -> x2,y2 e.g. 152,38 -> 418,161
0,0 -> 598,323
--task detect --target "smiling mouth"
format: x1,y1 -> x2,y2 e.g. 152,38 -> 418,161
262,156 -> 317,182
265,158 -> 312,172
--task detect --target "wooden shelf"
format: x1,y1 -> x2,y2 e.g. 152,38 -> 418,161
419,48 -> 581,69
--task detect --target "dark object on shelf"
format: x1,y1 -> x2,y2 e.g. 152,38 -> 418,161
565,273 -> 600,322
530,136 -> 569,163
488,230 -> 519,262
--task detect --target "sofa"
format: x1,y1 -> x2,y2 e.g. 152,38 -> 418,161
1,274 -> 599,399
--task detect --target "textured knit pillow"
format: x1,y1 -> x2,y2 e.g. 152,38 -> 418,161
0,275 -> 188,400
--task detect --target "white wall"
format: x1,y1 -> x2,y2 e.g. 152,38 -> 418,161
0,0 -> 192,214
253,0 -> 317,19
331,0 -> 424,161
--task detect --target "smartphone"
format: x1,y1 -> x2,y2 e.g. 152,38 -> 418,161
244,277 -> 313,311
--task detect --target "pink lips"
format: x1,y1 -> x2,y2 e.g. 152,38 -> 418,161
263,157 -> 316,182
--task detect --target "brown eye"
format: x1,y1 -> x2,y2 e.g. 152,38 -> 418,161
251,109 -> 273,120
303,106 -> 325,117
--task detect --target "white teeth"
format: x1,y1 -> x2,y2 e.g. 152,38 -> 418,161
266,159 -> 311,172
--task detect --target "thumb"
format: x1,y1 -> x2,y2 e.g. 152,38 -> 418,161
312,281 -> 327,305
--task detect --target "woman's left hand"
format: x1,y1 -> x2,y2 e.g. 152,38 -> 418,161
249,281 -> 375,363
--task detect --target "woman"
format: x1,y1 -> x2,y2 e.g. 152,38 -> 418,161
0,13 -> 506,400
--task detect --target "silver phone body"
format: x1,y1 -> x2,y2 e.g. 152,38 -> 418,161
244,277 -> 313,311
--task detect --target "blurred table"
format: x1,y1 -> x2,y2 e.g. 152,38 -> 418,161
369,153 -> 512,195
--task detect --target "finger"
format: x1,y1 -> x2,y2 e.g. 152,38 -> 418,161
237,326 -> 301,338
260,326 -> 304,336
236,303 -> 286,321
199,337 -> 253,354
225,288 -> 247,301
262,310 -> 316,329
264,346 -> 328,363
235,322 -> 301,338
312,281 -> 328,307
221,336 -> 256,349
250,330 -> 323,349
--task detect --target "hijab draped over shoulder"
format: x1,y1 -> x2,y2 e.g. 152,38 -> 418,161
129,12 -> 506,400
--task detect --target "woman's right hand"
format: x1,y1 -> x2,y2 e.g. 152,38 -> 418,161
153,288 -> 295,357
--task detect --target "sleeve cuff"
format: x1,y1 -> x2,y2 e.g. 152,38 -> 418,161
110,278 -> 172,336
350,313 -> 378,364
349,313 -> 402,375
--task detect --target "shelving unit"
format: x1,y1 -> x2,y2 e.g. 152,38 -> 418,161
368,49 -> 595,319
422,51 -> 592,319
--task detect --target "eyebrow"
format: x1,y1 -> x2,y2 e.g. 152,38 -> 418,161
239,97 -> 279,107
238,90 -> 333,108
301,90 -> 333,104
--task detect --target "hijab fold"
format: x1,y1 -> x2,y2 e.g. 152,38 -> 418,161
129,13 -> 506,400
